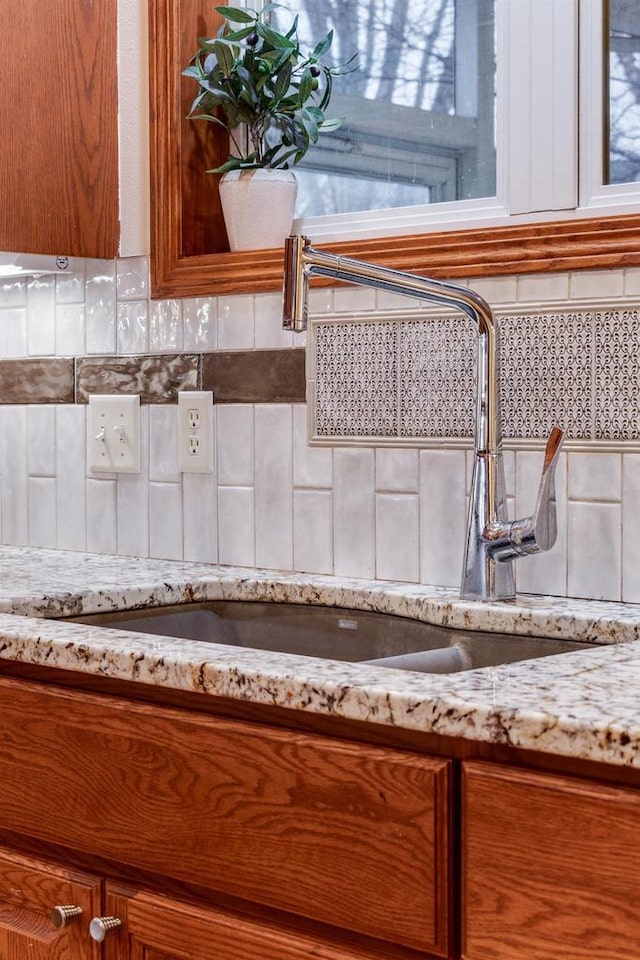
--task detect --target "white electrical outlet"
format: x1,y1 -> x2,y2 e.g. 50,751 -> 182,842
87,395 -> 141,473
178,391 -> 214,473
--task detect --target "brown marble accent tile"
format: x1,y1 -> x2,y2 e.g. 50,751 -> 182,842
76,355 -> 200,403
0,359 -> 74,404
202,349 -> 306,403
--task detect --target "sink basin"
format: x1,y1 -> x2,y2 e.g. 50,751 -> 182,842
65,600 -> 597,674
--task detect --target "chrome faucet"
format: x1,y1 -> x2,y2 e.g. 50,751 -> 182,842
282,235 -> 564,602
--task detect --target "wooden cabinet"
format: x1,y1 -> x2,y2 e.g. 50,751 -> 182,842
462,761 -> 640,960
0,675 -> 452,959
0,845 -> 101,958
0,0 -> 119,259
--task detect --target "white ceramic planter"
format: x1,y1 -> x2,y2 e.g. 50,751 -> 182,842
218,168 -> 298,251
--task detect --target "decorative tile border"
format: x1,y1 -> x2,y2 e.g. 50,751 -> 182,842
0,350 -> 305,406
309,305 -> 640,446
0,359 -> 74,404
75,354 -> 199,403
202,348 -> 305,403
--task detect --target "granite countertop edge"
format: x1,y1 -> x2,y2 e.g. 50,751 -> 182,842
1,546 -> 639,769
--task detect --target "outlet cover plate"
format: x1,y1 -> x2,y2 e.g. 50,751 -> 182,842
88,395 -> 141,474
178,391 -> 214,473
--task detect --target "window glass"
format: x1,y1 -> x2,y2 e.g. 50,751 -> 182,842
607,0 -> 640,183
271,0 -> 496,218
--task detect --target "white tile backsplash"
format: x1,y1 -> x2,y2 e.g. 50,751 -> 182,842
149,299 -> 182,353
183,472 -> 217,563
218,294 -> 255,349
117,301 -> 149,354
27,277 -> 56,356
293,489 -> 333,574
86,477 -> 117,554
0,308 -> 28,357
622,454 -> 640,603
55,405 -> 86,551
85,260 -> 117,354
2,255 -> 640,603
254,293 -> 294,349
116,257 -> 149,301
254,405 -> 293,570
568,452 -> 622,502
420,450 -> 467,588
28,406 -> 56,476
149,481 -> 183,560
28,476 -> 57,548
376,493 -> 419,582
182,297 -> 217,351
218,486 -> 255,566
56,302 -> 86,356
376,448 -> 420,493
216,405 -> 255,486
333,448 -> 375,578
567,501 -> 621,601
1,407 -> 28,546
293,404 -> 332,488
149,405 -> 180,482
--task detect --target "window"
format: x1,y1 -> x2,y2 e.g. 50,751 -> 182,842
148,0 -> 640,298
607,0 -> 640,184
272,1 -> 496,219
261,0 -> 640,240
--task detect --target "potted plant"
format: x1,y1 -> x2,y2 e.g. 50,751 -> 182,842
183,3 -> 356,250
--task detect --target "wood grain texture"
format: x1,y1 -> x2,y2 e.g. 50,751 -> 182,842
0,677 -> 451,956
0,845 -> 101,959
0,0 -> 119,258
147,0 -> 640,299
462,761 -> 640,960
105,884 -> 437,960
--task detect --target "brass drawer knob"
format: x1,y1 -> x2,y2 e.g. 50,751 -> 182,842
51,904 -> 83,928
89,916 -> 122,941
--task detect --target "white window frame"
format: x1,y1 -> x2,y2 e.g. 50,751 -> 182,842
254,0 -> 640,242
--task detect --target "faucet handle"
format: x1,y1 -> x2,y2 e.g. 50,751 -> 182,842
507,426 -> 564,557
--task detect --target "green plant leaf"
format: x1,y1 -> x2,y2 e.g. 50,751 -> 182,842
256,21 -> 296,51
274,61 -> 292,100
212,40 -> 234,76
312,31 -> 334,60
214,6 -> 256,24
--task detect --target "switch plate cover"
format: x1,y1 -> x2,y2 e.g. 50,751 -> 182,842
87,395 -> 141,473
178,391 -> 214,473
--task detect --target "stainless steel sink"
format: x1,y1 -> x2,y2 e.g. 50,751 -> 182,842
65,601 -> 598,674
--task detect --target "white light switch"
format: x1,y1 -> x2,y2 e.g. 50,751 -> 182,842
87,395 -> 141,473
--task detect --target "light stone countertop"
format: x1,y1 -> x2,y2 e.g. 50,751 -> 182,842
1,546 -> 640,768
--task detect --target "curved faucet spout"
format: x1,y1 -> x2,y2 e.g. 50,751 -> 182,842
282,235 -> 562,602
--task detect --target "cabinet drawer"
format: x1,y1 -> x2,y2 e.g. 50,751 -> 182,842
0,677 -> 450,955
106,883 -> 426,960
463,761 -> 640,960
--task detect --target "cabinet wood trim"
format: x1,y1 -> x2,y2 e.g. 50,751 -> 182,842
148,2 -> 640,298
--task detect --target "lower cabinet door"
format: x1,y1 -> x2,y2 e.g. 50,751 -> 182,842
0,845 -> 101,959
463,761 -> 640,960
103,883 -> 422,960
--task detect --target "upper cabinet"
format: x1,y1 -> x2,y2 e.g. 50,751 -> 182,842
0,0 -> 119,259
0,0 -> 150,261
